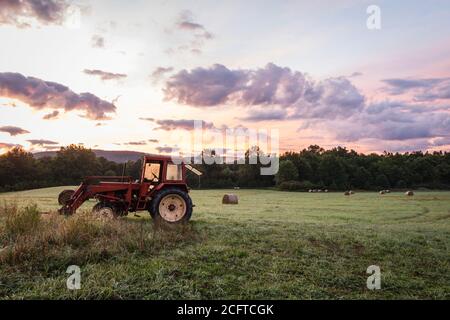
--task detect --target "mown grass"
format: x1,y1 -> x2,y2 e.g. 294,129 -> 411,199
0,187 -> 449,299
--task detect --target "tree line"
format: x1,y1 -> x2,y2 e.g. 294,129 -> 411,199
0,144 -> 449,192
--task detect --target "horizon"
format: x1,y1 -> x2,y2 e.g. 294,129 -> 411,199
9,143 -> 450,158
1,1 -> 450,155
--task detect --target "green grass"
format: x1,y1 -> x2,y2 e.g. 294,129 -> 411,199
0,187 -> 449,299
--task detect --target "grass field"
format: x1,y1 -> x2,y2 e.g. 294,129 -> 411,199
0,187 -> 449,299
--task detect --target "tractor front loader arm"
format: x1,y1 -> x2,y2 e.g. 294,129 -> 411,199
58,182 -> 93,215
58,176 -> 134,215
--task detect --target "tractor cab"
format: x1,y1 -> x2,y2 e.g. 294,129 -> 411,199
141,156 -> 184,186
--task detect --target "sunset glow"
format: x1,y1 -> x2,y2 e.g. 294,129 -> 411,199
1,0 -> 450,155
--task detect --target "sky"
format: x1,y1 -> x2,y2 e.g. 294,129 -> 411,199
1,0 -> 450,155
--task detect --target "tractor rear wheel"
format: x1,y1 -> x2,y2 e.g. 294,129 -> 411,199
58,189 -> 75,205
92,202 -> 118,219
150,188 -> 193,224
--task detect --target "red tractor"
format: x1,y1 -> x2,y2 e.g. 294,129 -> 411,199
58,155 -> 198,224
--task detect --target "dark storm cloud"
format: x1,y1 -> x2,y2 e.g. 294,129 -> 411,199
0,0 -> 70,27
0,72 -> 116,120
0,125 -> 30,136
27,139 -> 58,145
83,69 -> 127,81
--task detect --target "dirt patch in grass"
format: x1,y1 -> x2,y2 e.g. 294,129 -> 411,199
307,237 -> 342,253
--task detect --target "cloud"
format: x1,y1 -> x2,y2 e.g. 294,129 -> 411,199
139,117 -> 155,121
42,145 -> 61,150
83,69 -> 127,81
0,142 -> 22,150
148,139 -> 159,143
176,10 -> 213,40
349,72 -> 363,78
238,108 -> 287,122
27,139 -> 58,145
163,63 -> 364,120
124,141 -> 147,146
292,76 -> 365,119
144,118 -> 216,131
382,77 -> 450,101
432,136 -> 450,147
156,145 -> 180,153
151,66 -> 174,84
165,10 -> 213,55
0,72 -> 116,120
0,125 -> 30,136
0,0 -> 71,27
163,64 -> 247,106
318,100 -> 450,148
91,35 -> 105,48
42,110 -> 59,120
161,62 -> 449,152
382,78 -> 445,93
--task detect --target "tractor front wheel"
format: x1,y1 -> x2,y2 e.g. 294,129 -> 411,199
150,188 -> 193,224
92,202 -> 118,219
58,189 -> 75,205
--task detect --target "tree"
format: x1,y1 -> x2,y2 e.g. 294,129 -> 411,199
375,174 -> 390,188
51,145 -> 98,184
318,154 -> 348,189
276,160 -> 298,185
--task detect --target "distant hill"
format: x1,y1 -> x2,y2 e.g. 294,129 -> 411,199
34,149 -> 146,163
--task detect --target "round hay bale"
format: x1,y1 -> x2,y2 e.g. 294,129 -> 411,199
308,189 -> 313,193
385,189 -> 390,193
405,191 -> 414,196
222,194 -> 239,204
324,189 -> 329,193
318,189 -> 323,192
344,191 -> 350,196
234,186 -> 240,190
379,190 -> 385,195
